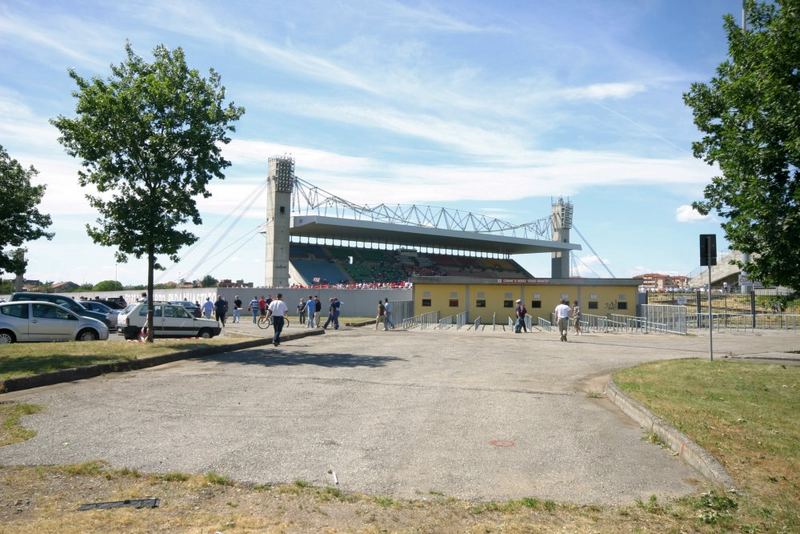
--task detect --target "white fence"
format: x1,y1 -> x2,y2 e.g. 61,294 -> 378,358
401,311 -> 439,330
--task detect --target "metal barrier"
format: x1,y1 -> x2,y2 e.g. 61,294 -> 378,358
507,315 -> 534,332
537,317 -> 552,332
401,310 -> 439,330
438,311 -> 467,329
688,312 -> 800,332
641,304 -> 688,334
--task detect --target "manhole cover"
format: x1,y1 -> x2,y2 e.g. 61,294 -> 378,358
489,439 -> 515,448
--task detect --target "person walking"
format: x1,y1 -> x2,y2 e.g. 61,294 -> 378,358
248,296 -> 259,323
323,297 -> 341,330
572,300 -> 582,336
214,295 -> 227,327
232,295 -> 242,323
313,295 -> 322,327
298,298 -> 307,325
202,297 -> 213,319
555,299 -> 572,342
384,298 -> 395,329
305,295 -> 315,328
266,293 -> 288,346
258,295 -> 267,319
375,300 -> 386,330
193,301 -> 201,318
514,299 -> 528,333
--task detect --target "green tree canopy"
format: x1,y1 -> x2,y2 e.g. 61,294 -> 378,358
93,279 -> 124,291
200,274 -> 218,287
684,0 -> 800,289
0,145 -> 53,275
52,43 -> 244,340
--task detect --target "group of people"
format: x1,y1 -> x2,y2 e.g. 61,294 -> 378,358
199,295 -> 245,326
513,298 -> 582,342
375,298 -> 395,330
295,295 -> 342,330
289,281 -> 412,290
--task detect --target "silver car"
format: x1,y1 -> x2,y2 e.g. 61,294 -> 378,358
80,300 -> 119,328
0,301 -> 109,343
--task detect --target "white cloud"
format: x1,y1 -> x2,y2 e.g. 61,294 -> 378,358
572,254 -> 612,278
560,82 -> 646,101
675,204 -> 710,223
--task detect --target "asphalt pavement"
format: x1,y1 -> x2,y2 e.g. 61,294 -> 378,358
2,325 -> 798,504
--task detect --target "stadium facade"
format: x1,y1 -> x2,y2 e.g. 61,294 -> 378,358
263,155 -> 640,320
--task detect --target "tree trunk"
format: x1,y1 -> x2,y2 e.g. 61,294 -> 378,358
146,249 -> 155,343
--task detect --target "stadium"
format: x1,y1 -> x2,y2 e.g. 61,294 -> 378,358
259,156 -> 640,322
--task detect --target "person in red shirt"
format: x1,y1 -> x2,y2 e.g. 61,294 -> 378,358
258,296 -> 267,318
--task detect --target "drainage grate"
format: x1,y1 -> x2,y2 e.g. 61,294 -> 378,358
79,498 -> 160,511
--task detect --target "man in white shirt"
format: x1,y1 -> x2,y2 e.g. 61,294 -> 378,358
554,299 -> 572,342
267,292 -> 289,346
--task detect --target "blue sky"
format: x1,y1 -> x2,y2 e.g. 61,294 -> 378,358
1,0 -> 740,285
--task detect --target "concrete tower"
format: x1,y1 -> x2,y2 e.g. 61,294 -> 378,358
264,156 -> 295,288
551,198 -> 573,279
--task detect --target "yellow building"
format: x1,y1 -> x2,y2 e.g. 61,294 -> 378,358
412,276 -> 641,322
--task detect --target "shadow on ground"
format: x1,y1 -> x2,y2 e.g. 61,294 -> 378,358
202,348 -> 405,369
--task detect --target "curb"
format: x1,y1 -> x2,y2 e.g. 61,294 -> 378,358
0,329 -> 325,394
605,379 -> 736,490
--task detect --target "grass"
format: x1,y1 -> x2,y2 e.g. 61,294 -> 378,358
0,402 -> 43,446
615,358 -> 800,532
2,358 -> 799,531
0,337 -> 251,381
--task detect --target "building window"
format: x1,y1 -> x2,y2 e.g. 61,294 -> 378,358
422,299 -> 431,307
531,300 -> 542,309
503,300 -> 513,308
449,299 -> 459,307
617,301 -> 628,310
588,301 -> 599,310
476,299 -> 486,308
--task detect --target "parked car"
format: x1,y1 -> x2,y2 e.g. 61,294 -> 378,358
10,292 -> 112,328
80,300 -> 119,328
169,300 -> 201,318
0,301 -> 109,343
117,302 -> 222,340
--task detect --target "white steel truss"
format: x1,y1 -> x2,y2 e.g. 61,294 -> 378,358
291,177 -> 553,240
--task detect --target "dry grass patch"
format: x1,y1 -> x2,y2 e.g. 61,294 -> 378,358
0,337 -> 250,381
0,402 -> 43,446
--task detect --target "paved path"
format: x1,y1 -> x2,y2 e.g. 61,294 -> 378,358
2,327 -> 798,504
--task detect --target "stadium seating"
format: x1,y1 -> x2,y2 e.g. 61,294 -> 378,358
289,244 -> 532,285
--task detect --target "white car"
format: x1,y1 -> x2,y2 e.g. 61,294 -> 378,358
117,302 -> 222,339
0,301 -> 109,343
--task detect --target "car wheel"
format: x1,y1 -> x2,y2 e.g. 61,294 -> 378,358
0,330 -> 15,344
77,329 -> 99,341
199,329 -> 213,338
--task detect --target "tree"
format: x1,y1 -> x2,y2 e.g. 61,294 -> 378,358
684,0 -> 800,289
0,145 -> 53,276
52,43 -> 244,341
200,274 -> 218,287
93,279 -> 124,291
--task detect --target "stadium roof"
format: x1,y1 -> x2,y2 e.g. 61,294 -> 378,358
290,215 -> 581,255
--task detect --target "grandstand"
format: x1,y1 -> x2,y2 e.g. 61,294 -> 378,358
264,156 -> 581,288
288,244 -> 533,286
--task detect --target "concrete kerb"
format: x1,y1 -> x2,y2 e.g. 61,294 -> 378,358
0,329 -> 325,394
605,380 -> 736,490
